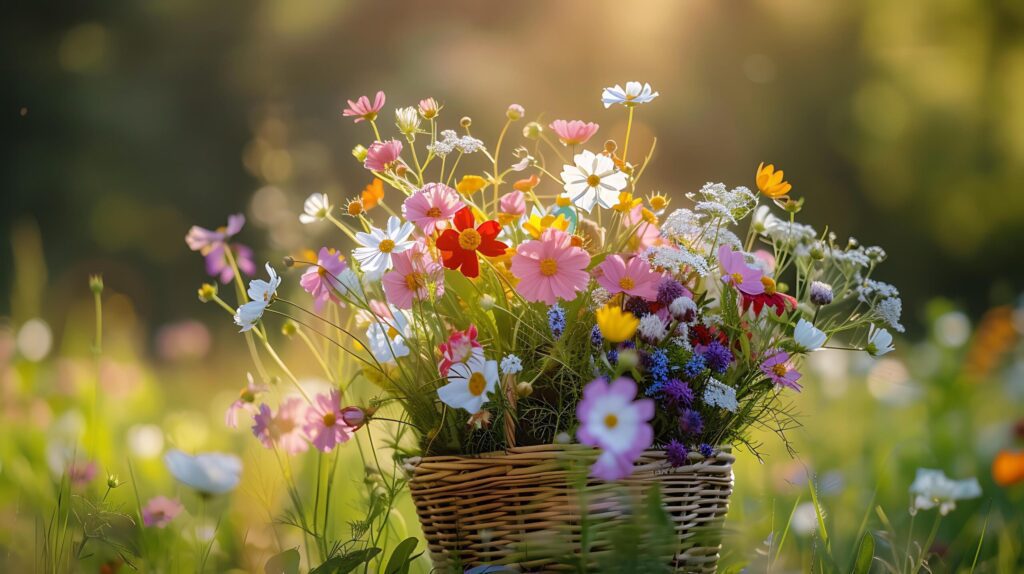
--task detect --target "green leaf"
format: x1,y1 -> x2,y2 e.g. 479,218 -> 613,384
849,531 -> 874,574
264,547 -> 300,574
310,547 -> 382,574
383,537 -> 419,574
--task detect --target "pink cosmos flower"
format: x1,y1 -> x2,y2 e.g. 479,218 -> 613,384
225,373 -> 267,428
595,255 -> 661,301
403,183 -> 464,234
185,213 -> 246,253
68,460 -> 97,487
511,228 -> 591,305
549,119 -> 600,146
718,244 -> 764,296
418,97 -> 440,118
303,389 -> 355,453
437,325 -> 481,376
204,243 -> 256,284
300,247 -> 349,312
623,205 -> 661,252
576,377 -> 654,481
252,398 -> 309,455
383,241 -> 444,309
342,90 -> 386,123
142,496 -> 183,528
760,350 -> 802,391
499,190 -> 527,217
364,140 -> 403,172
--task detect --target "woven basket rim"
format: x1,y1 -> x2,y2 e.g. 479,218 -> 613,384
406,443 -> 736,467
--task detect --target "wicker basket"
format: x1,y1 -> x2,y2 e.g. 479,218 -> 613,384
408,444 -> 734,572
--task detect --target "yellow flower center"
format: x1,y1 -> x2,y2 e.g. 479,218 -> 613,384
322,412 -> 336,427
730,272 -> 744,285
555,196 -> 571,207
387,326 -> 400,340
347,201 -> 363,216
650,195 -> 667,210
586,174 -> 602,188
468,372 -> 487,396
317,266 -> 328,277
772,364 -> 788,377
426,207 -> 442,218
378,239 -> 395,253
604,413 -> 618,429
404,272 -> 424,290
761,276 -> 777,295
619,277 -> 635,290
539,258 -> 559,277
239,388 -> 255,402
458,228 -> 482,250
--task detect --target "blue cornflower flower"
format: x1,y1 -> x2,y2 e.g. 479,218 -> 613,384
666,440 -> 689,467
607,348 -> 619,365
702,341 -> 733,374
698,443 -> 715,458
662,378 -> 694,407
590,324 -> 603,347
656,278 -> 686,307
644,348 -> 670,393
548,305 -> 566,339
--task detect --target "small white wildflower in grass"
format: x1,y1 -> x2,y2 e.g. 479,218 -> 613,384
500,354 -> 523,375
793,319 -> 827,352
909,468 -> 981,515
394,106 -> 421,136
366,307 -> 411,363
164,449 -> 242,496
601,82 -> 659,108
703,378 -> 738,412
353,216 -> 415,277
876,297 -> 905,333
234,264 -> 281,332
299,193 -> 332,224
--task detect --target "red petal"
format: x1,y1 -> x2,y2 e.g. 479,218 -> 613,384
435,230 -> 460,251
460,253 -> 480,278
477,238 -> 509,257
476,220 -> 501,239
452,206 -> 474,231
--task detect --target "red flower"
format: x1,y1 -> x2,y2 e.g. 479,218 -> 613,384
741,276 -> 797,317
435,207 -> 507,278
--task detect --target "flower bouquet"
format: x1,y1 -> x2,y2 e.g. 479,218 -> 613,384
189,82 -> 903,571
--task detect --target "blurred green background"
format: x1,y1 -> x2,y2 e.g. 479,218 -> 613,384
4,0 -> 1024,336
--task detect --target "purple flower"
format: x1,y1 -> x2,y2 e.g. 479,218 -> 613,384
718,244 -> 764,296
300,247 -> 349,312
679,408 -> 704,436
656,278 -> 688,307
185,213 -> 245,252
682,354 -> 707,379
252,398 -> 309,455
204,243 -> 256,285
590,324 -> 603,347
304,389 -> 355,453
666,440 -> 689,467
702,341 -> 733,374
624,296 -> 652,318
576,377 -> 655,481
142,496 -> 183,528
760,350 -> 802,391
698,443 -> 715,458
662,379 -> 694,407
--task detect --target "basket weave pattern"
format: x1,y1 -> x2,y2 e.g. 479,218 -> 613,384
408,444 -> 734,572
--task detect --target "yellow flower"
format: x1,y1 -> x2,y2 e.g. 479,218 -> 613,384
647,192 -> 669,212
640,208 -> 658,225
756,162 -> 792,199
522,212 -> 569,239
456,175 -> 488,195
612,191 -> 642,213
596,305 -> 639,343
555,196 -> 571,207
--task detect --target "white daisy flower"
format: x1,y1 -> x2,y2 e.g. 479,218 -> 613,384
352,216 -> 415,277
438,352 -> 498,414
909,468 -> 981,515
233,263 -> 281,332
560,150 -> 628,213
601,82 -> 659,108
793,319 -> 827,352
866,325 -> 894,357
703,378 -> 738,413
164,449 -> 242,495
299,193 -> 332,224
365,306 -> 411,363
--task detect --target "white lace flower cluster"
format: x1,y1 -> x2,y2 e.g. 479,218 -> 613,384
426,129 -> 485,157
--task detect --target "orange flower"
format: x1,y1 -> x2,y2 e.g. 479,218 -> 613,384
456,175 -> 488,195
360,178 -> 385,210
993,450 -> 1024,487
513,174 -> 539,192
756,162 -> 792,199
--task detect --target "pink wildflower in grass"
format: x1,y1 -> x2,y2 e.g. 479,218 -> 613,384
300,247 -> 349,312
595,254 -> 661,301
510,228 -> 591,305
549,119 -> 600,146
403,183 -> 464,235
760,350 -> 802,391
576,377 -> 655,481
383,241 -> 444,310
225,373 -> 267,428
498,190 -> 527,218
304,389 -> 355,453
252,398 -> 309,455
204,243 -> 256,284
718,244 -> 764,296
68,460 -> 97,487
437,325 -> 481,376
342,90 -> 386,123
141,496 -> 183,528
364,140 -> 403,172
